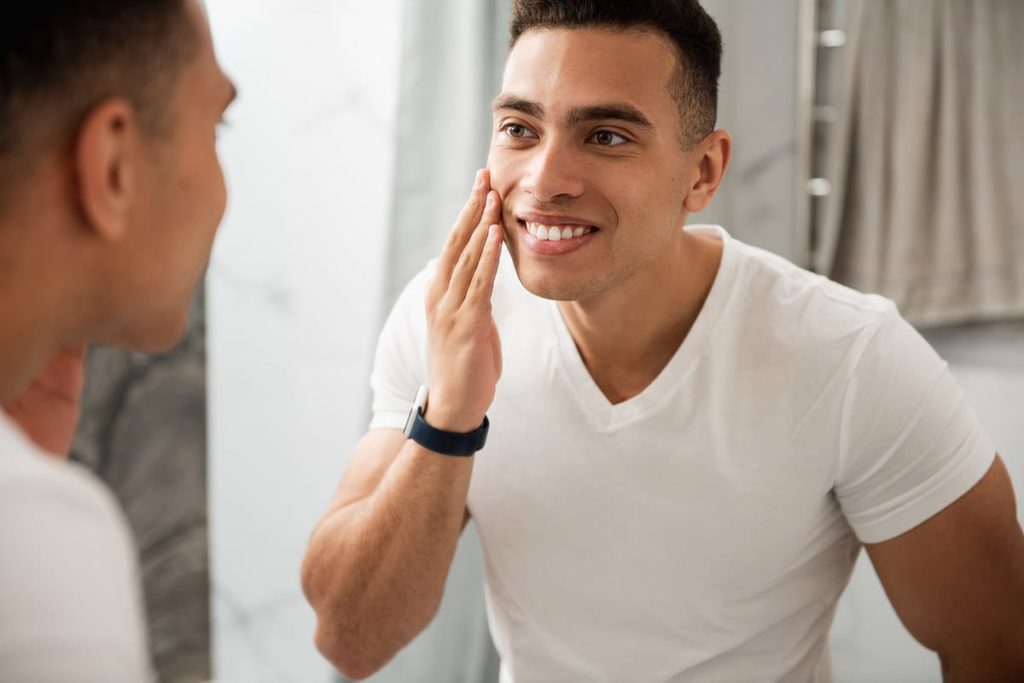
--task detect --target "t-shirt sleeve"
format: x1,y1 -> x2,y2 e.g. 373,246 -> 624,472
367,264 -> 435,431
833,307 -> 996,544
0,469 -> 152,682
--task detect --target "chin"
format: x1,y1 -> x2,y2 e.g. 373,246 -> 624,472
146,314 -> 192,353
506,233 -> 616,302
513,261 -> 602,302
107,309 -> 191,354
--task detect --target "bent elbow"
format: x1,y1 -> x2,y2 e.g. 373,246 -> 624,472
314,622 -> 393,681
299,549 -> 322,607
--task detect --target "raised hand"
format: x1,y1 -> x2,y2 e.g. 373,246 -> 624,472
3,345 -> 87,457
422,169 -> 505,433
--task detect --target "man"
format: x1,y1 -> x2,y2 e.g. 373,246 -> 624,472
302,1 -> 1024,680
0,1 -> 234,679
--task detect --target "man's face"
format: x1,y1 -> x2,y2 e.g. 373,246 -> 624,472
488,27 -> 699,302
109,0 -> 234,350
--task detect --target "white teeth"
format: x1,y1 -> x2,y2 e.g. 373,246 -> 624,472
525,222 -> 594,241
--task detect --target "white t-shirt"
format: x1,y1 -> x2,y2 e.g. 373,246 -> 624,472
369,225 -> 995,682
0,414 -> 151,682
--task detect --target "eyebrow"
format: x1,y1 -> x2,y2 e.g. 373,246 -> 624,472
491,94 -> 654,130
491,95 -> 543,119
567,104 -> 653,129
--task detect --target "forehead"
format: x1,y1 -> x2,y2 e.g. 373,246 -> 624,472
501,27 -> 680,118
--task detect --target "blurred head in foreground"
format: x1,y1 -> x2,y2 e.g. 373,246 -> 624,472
0,0 -> 235,362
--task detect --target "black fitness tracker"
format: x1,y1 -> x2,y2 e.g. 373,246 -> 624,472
402,386 -> 489,456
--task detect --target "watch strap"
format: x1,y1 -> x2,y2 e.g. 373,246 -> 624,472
407,408 -> 489,457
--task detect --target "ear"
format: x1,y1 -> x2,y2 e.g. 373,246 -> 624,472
74,99 -> 139,242
683,129 -> 732,214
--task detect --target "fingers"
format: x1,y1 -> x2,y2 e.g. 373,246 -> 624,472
434,169 -> 489,292
445,190 -> 502,307
464,225 -> 504,309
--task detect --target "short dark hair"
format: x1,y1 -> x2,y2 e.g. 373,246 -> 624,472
509,0 -> 723,146
0,0 -> 198,206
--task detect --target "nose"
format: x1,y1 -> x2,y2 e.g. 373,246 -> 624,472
519,138 -> 585,203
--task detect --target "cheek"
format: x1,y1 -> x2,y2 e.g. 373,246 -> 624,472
486,150 -> 516,229
162,145 -> 225,273
187,131 -> 228,230
486,146 -> 519,196
208,152 -> 228,224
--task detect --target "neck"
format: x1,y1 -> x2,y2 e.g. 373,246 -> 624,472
0,218 -> 74,403
557,227 -> 722,403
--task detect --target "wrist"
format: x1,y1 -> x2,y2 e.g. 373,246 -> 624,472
423,401 -> 486,434
403,386 -> 490,457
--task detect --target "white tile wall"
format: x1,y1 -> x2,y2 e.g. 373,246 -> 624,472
206,2 -> 401,680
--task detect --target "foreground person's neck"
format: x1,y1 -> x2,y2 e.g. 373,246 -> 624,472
0,235 -> 68,404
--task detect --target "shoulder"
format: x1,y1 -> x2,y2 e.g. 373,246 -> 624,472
0,425 -> 127,536
0,435 -> 138,589
0,423 -> 149,680
721,230 -> 898,352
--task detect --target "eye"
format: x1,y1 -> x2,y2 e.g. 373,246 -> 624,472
500,123 -> 536,140
590,130 -> 627,147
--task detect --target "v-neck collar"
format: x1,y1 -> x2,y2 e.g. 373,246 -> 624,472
546,225 -> 737,432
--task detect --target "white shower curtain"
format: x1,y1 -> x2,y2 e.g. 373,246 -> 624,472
815,0 -> 1024,327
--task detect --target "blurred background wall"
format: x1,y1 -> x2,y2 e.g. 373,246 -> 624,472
74,1 -> 1022,681
72,293 -> 209,683
205,1 -> 401,681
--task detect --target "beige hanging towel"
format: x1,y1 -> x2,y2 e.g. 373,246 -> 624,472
815,0 -> 1024,327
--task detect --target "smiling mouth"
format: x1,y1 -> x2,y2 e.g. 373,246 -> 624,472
517,219 -> 599,242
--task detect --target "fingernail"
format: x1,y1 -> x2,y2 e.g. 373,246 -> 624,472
486,192 -> 496,209
474,170 -> 484,189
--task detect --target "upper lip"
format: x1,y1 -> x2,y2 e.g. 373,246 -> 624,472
517,213 -> 600,228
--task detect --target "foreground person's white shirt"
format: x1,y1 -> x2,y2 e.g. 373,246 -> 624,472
0,413 -> 151,682
370,226 -> 995,682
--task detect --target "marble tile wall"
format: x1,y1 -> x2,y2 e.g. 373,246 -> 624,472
72,291 -> 209,683
693,0 -> 801,262
206,1 -> 401,681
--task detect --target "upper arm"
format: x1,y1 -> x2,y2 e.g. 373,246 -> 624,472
834,310 -> 997,543
865,455 -> 1024,672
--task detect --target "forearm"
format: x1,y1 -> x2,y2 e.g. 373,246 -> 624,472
302,439 -> 472,678
303,170 -> 502,678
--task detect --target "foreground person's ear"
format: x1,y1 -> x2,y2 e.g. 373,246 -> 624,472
75,99 -> 139,242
